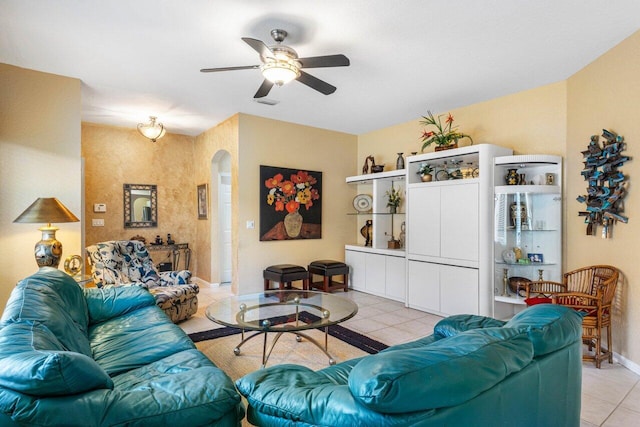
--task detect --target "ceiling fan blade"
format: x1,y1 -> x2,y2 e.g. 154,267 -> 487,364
200,65 -> 260,73
298,54 -> 350,68
296,71 -> 337,95
254,80 -> 275,98
242,37 -> 275,59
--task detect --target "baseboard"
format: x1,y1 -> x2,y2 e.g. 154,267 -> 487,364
614,352 -> 640,376
191,277 -> 218,287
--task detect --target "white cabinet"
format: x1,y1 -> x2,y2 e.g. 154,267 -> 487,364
406,144 -> 512,316
493,155 -> 563,319
345,247 -> 406,302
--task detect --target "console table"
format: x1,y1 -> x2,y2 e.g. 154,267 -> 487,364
147,243 -> 191,270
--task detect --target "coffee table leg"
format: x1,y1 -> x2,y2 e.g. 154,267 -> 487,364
294,330 -> 336,365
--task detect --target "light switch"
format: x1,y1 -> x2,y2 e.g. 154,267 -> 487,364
93,203 -> 107,213
246,220 -> 255,229
92,218 -> 105,227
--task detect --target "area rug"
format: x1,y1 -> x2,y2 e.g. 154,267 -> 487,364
190,313 -> 388,381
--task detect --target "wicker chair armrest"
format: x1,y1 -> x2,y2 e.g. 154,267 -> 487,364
525,280 -> 566,298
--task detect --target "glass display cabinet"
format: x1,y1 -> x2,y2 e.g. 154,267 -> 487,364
493,154 -> 563,319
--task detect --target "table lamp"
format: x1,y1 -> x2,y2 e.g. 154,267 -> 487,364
13,197 -> 80,268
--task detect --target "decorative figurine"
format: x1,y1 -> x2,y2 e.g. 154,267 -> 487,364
360,220 -> 373,247
154,235 -> 163,245
167,233 -> 175,245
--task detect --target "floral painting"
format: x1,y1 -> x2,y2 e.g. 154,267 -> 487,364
260,165 -> 322,241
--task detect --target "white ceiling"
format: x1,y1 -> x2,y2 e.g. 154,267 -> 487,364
2,0 -> 640,137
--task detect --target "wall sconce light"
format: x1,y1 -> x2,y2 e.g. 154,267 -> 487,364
137,116 -> 166,142
13,198 -> 80,268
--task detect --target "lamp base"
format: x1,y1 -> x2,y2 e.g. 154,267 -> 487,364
35,225 -> 63,268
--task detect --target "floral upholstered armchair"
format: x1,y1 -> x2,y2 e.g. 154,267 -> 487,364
86,240 -> 199,323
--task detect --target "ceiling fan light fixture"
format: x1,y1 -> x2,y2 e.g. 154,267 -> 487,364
261,61 -> 300,86
137,116 -> 166,142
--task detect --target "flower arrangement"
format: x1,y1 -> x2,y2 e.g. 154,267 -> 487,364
265,170 -> 320,213
385,187 -> 402,211
420,111 -> 473,152
417,163 -> 433,176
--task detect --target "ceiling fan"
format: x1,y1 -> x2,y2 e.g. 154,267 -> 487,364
200,29 -> 350,98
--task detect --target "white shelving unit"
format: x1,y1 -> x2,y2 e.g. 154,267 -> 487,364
405,144 -> 512,316
493,154 -> 563,319
345,169 -> 406,302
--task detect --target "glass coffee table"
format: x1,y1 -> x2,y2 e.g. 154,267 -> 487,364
205,290 -> 358,367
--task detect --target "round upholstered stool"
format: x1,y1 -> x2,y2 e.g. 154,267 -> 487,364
307,260 -> 349,293
263,264 -> 309,291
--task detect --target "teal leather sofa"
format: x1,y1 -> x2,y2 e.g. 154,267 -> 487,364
236,304 -> 583,426
0,267 -> 244,426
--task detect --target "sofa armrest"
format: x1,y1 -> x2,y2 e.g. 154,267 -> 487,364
158,270 -> 192,286
85,285 -> 156,324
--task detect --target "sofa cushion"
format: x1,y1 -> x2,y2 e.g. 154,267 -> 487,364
89,305 -> 196,376
434,314 -> 506,338
0,268 -> 92,357
348,327 -> 533,414
85,285 -> 156,325
0,322 -> 113,396
504,304 -> 584,357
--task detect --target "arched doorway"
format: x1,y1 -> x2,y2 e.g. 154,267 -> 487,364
211,150 -> 232,285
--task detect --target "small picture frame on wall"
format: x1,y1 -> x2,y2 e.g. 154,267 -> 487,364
197,183 -> 208,219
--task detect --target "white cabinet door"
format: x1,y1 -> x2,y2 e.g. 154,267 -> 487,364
407,186 -> 441,257
345,250 -> 366,291
385,255 -> 406,301
407,260 -> 440,312
440,183 -> 479,262
440,265 -> 479,315
365,253 -> 386,295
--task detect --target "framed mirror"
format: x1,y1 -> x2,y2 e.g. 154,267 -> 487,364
123,184 -> 157,228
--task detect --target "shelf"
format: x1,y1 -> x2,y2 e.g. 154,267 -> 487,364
496,228 -> 558,232
494,295 -> 527,305
495,261 -> 557,266
495,184 -> 560,195
345,245 -> 405,256
347,212 -> 405,215
346,169 -> 405,184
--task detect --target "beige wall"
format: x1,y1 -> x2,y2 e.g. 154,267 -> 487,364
192,113 -> 357,295
566,30 -> 640,366
82,123 -> 196,270
0,64 -> 82,309
193,114 -> 240,291
358,81 -> 567,171
236,114 -> 357,294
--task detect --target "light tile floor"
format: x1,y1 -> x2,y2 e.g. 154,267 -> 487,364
181,284 -> 640,427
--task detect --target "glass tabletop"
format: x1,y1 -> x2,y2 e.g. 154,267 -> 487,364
205,290 -> 358,332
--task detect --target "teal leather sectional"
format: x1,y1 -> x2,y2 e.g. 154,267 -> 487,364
0,268 -> 244,426
236,304 -> 583,426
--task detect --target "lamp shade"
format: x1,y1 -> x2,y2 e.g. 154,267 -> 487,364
14,198 -> 79,224
14,198 -> 79,268
137,116 -> 166,142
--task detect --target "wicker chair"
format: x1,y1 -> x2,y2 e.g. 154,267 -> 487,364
526,265 -> 619,368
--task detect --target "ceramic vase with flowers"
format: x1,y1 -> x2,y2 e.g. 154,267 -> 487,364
420,111 -> 474,152
385,187 -> 402,214
417,163 -> 434,182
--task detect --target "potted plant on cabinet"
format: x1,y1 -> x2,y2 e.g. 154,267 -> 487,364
417,163 -> 434,182
385,187 -> 402,214
420,111 -> 473,152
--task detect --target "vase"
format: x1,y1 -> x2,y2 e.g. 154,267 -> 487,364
284,210 -> 303,238
435,143 -> 458,152
395,153 -> 405,170
506,168 -> 519,185
421,174 -> 433,182
389,206 -> 397,214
